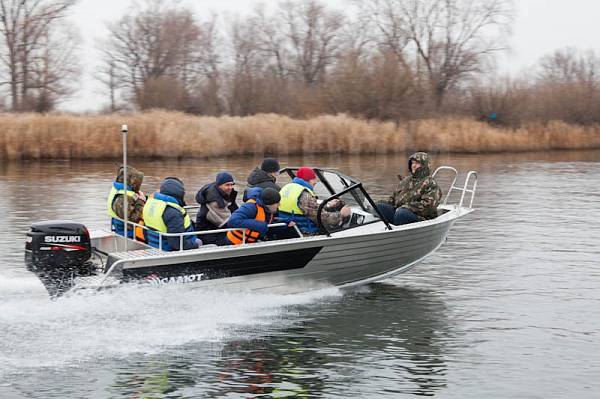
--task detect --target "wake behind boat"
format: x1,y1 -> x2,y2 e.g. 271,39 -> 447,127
24,165 -> 477,297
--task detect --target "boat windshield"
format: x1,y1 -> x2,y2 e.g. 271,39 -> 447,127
281,167 -> 359,196
281,167 -> 391,234
318,185 -> 384,234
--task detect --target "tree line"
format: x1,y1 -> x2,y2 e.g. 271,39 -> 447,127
2,0 -> 600,127
0,0 -> 78,112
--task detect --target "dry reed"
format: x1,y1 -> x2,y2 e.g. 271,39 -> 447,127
1,111 -> 600,161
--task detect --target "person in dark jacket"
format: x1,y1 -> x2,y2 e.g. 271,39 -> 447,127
195,171 -> 239,245
143,177 -> 201,251
226,187 -> 295,245
243,158 -> 281,201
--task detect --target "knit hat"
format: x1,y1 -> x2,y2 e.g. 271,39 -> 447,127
261,158 -> 281,173
260,187 -> 281,205
216,171 -> 235,186
296,167 -> 317,182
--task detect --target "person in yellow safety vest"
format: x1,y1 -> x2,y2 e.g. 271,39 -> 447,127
143,177 -> 201,251
226,188 -> 295,245
107,166 -> 147,240
278,167 -> 352,234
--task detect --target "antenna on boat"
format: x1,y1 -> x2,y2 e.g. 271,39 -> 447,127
122,124 -> 128,244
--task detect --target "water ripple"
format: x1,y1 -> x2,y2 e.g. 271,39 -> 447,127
1,153 -> 600,398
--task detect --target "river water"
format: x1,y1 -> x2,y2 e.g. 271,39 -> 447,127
0,151 -> 599,398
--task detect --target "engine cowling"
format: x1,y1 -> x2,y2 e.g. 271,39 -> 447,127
25,220 -> 92,266
25,220 -> 94,297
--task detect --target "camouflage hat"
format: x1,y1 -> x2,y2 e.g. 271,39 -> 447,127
116,165 -> 144,193
408,152 -> 431,177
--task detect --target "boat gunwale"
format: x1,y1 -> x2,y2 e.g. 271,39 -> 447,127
99,204 -> 468,260
96,206 -> 464,286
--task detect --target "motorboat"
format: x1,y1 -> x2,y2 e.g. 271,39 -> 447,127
25,165 -> 477,297
24,124 -> 477,297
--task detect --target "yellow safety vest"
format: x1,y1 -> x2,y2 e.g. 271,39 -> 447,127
279,183 -> 314,215
107,186 -> 135,218
143,196 -> 191,233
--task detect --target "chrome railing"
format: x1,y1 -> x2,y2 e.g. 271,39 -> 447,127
432,166 -> 478,212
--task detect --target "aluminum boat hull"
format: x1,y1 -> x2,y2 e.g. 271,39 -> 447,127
82,206 -> 469,294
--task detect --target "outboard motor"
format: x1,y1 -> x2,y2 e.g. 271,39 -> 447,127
25,220 -> 93,297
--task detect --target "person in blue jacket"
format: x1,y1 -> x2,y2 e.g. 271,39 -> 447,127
226,188 -> 295,245
143,177 -> 201,251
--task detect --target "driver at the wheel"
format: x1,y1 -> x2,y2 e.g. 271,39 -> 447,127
278,167 -> 352,235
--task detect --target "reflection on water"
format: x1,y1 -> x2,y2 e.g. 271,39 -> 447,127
98,284 -> 449,399
0,284 -> 449,398
1,150 -> 600,398
210,284 -> 449,398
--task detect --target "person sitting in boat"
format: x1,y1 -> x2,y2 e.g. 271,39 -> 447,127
226,187 -> 294,245
143,177 -> 202,251
195,171 -> 239,246
107,165 -> 146,239
278,167 -> 352,235
243,158 -> 281,201
377,152 -> 442,225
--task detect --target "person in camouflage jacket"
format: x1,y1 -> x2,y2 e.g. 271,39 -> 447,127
111,166 -> 147,223
378,152 -> 442,225
278,167 -> 352,235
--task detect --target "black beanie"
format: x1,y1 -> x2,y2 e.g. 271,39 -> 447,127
260,188 -> 281,205
216,171 -> 234,186
261,158 -> 280,173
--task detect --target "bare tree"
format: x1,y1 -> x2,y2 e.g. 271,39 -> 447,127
101,0 -> 223,112
102,0 -> 194,108
468,76 -> 531,127
28,23 -> 80,111
0,0 -> 77,111
538,48 -> 600,86
222,0 -> 347,116
360,0 -> 412,69
188,14 -> 224,115
97,55 -> 120,112
325,49 -> 417,121
535,48 -> 600,124
362,0 -> 513,109
279,0 -> 345,85
250,4 -> 290,80
225,17 -> 262,115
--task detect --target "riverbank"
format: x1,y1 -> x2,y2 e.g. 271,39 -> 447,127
1,111 -> 600,160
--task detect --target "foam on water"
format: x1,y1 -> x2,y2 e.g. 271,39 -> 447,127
0,279 -> 341,377
0,273 -> 45,294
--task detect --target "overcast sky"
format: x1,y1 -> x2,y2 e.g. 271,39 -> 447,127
60,0 -> 600,112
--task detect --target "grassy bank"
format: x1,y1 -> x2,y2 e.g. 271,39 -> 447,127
1,111 -> 600,161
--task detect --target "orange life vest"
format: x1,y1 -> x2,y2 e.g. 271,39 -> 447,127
227,199 -> 273,245
135,220 -> 146,242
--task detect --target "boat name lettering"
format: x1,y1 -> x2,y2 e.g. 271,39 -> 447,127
146,273 -> 205,285
44,236 -> 81,243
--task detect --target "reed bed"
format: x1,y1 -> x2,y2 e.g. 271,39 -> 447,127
1,111 -> 600,161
